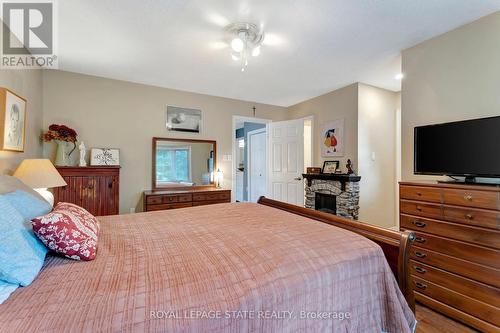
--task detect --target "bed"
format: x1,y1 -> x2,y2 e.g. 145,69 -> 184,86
0,198 -> 416,332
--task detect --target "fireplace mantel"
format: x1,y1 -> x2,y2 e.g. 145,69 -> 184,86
302,173 -> 361,190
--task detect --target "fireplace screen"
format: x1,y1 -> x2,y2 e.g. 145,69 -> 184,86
315,192 -> 337,215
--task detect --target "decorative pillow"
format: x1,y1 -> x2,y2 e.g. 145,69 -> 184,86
4,190 -> 52,221
0,196 -> 48,287
31,202 -> 99,261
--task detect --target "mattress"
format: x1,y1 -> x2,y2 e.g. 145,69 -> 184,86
0,202 -> 415,332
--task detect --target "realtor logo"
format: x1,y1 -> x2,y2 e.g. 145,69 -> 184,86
1,0 -> 58,68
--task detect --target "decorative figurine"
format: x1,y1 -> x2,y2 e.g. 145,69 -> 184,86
79,141 -> 87,167
346,159 -> 354,175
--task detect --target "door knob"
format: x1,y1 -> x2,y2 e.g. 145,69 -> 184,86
294,177 -> 302,181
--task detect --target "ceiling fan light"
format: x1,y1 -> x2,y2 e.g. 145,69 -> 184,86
251,46 -> 261,57
231,38 -> 244,52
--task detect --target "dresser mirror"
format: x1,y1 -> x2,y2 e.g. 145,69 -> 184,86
152,137 -> 216,190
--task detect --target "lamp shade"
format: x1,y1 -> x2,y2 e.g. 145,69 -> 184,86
13,159 -> 67,189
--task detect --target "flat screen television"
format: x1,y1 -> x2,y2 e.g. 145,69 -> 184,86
414,116 -> 500,182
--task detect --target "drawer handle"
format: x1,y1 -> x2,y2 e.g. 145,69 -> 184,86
411,220 -> 426,228
415,251 -> 427,258
416,205 -> 422,212
414,266 -> 427,274
415,237 -> 426,243
465,213 -> 474,220
415,282 -> 427,290
464,194 -> 473,201
416,192 -> 422,196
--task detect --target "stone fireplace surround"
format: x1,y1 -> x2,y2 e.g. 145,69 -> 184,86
303,173 -> 361,219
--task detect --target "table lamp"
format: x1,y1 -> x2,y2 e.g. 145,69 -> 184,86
13,159 -> 67,206
214,168 -> 224,188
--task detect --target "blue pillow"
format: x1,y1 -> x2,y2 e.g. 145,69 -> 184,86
0,196 -> 47,286
0,280 -> 18,304
3,190 -> 52,221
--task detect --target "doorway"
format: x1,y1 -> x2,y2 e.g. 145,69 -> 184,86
232,116 -> 271,202
231,116 -> 313,206
247,128 -> 266,202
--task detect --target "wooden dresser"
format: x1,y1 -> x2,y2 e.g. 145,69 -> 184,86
399,181 -> 500,332
53,166 -> 120,216
143,188 -> 231,211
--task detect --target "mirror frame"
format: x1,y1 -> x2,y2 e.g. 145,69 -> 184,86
152,137 -> 217,191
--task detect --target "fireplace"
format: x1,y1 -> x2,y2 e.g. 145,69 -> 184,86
315,192 -> 336,215
302,173 -> 361,219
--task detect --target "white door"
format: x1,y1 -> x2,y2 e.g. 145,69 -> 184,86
267,119 -> 304,206
248,128 -> 267,202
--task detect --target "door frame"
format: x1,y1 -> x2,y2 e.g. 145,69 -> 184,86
231,116 -> 272,202
247,127 -> 267,202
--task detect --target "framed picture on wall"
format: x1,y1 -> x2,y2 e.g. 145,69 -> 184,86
90,148 -> 120,166
166,106 -> 202,134
321,118 -> 344,157
0,88 -> 26,152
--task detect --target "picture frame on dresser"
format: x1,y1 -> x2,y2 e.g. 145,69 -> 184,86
90,148 -> 120,166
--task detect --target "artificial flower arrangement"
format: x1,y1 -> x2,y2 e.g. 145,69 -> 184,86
42,124 -> 78,165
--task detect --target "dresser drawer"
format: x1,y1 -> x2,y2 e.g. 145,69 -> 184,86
410,260 -> 500,307
443,188 -> 500,210
401,214 -> 500,249
146,196 -> 163,205
410,247 -> 500,287
162,195 -> 179,203
147,203 -> 192,211
400,200 -> 443,219
443,205 -> 500,230
412,276 -> 500,327
400,185 -> 442,203
177,194 -> 193,202
193,192 -> 230,202
410,231 -> 500,268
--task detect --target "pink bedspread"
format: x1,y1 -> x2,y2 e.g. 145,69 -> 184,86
0,202 -> 415,332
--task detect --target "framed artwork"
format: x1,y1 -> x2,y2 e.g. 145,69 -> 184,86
90,148 -> 120,166
0,88 -> 26,152
166,106 -> 202,133
322,160 -> 340,174
321,118 -> 344,157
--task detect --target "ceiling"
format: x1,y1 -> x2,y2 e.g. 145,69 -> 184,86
58,1 -> 500,107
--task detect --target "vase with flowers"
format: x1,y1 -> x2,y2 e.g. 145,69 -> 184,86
42,124 -> 78,166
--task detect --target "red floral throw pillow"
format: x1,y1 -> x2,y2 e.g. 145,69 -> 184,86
31,202 -> 99,261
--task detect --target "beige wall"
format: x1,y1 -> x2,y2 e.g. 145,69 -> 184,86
287,83 -> 359,172
42,70 -> 287,213
358,84 -> 400,228
401,11 -> 500,182
0,69 -> 44,174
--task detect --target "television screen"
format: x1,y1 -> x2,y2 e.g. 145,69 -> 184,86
414,116 -> 500,178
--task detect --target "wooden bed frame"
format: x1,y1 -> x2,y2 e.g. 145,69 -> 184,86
257,196 -> 416,312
